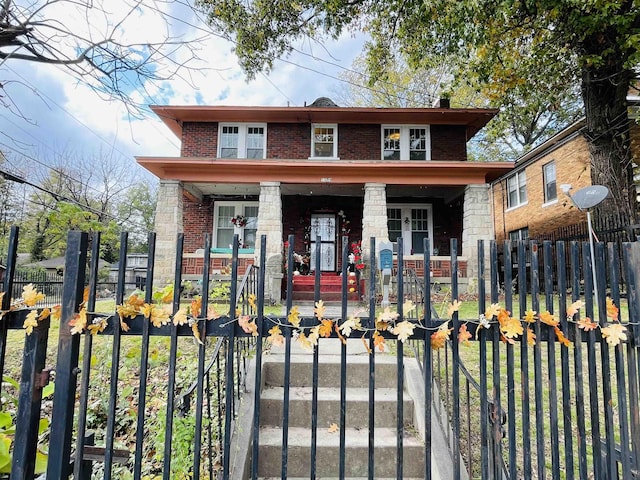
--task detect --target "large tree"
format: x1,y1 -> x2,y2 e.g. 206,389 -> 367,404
332,52 -> 583,161
200,0 -> 640,224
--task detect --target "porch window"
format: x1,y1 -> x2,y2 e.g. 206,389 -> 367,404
387,204 -> 433,254
509,227 -> 529,242
218,124 -> 266,159
543,161 -> 557,204
310,124 -> 338,159
507,171 -> 527,208
213,201 -> 259,250
382,126 -> 430,160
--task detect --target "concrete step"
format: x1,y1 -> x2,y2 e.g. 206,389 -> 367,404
257,426 -> 426,477
263,354 -> 401,389
259,386 -> 414,428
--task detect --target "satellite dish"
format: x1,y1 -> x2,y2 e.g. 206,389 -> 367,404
570,185 -> 609,210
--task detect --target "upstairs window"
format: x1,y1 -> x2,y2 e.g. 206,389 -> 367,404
507,171 -> 527,208
543,161 -> 557,203
311,124 -> 338,159
382,126 -> 430,160
218,124 -> 266,159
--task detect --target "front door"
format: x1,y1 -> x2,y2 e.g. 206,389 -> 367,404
309,214 -> 336,271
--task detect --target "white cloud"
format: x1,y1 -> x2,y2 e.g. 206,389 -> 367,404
1,0 -> 367,172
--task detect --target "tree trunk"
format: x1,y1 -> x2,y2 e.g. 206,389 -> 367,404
580,35 -> 638,233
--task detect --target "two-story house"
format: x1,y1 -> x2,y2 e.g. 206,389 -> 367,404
492,116 -> 640,246
137,97 -> 512,301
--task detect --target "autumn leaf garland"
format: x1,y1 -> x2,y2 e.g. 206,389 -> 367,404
25,281 -> 625,351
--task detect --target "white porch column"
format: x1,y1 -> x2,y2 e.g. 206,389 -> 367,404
462,184 -> 494,291
154,180 -> 184,286
255,182 -> 283,303
361,183 -> 389,260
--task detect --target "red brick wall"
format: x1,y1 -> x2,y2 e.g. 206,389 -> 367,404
183,194 -> 214,252
181,123 -> 217,157
338,125 -> 380,159
493,134 -> 591,243
179,121 -> 469,160
267,123 -> 311,159
431,125 -> 467,160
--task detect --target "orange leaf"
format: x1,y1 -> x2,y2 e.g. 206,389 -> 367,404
566,300 -> 585,317
361,334 -> 372,354
601,323 -> 627,346
577,316 -> 598,332
248,293 -> 257,310
554,326 -> 573,347
606,298 -> 619,322
267,325 -> 285,346
373,330 -> 386,352
523,309 -> 537,323
318,319 -> 334,337
458,323 -> 473,346
190,297 -> 202,318
500,317 -> 523,339
288,306 -> 301,328
484,303 -> 501,319
539,311 -> 559,327
431,324 -> 452,350
239,315 -> 258,336
526,326 -> 536,346
447,300 -> 461,318
192,322 -> 204,345
22,284 -> 45,307
328,423 -> 339,433
497,308 -> 511,326
50,305 -> 62,322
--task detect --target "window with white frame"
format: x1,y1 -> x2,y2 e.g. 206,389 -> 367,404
509,227 -> 529,242
386,204 -> 433,254
382,126 -> 430,160
543,161 -> 557,203
507,171 -> 527,208
213,202 -> 259,249
310,124 -> 338,158
218,124 -> 266,159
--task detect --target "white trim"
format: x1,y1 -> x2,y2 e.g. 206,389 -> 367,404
217,123 -> 267,159
542,199 -> 558,208
381,125 -> 431,161
212,201 -> 259,249
505,201 -> 528,212
310,123 -> 339,159
386,203 -> 434,254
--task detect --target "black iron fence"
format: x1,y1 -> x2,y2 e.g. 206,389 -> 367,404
0,225 -> 639,479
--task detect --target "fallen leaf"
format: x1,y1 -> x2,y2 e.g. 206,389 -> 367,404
526,326 -> 536,346
539,311 -> 559,327
431,323 -> 452,350
523,309 -> 537,323
318,319 -> 334,337
328,423 -> 339,433
373,330 -> 386,352
447,299 -> 462,318
173,308 -> 189,326
22,284 -> 45,307
554,326 -> 573,348
606,298 -> 619,322
288,306 -> 301,327
500,317 -> 523,339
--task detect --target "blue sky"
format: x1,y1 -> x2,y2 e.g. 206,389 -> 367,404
0,0 -> 366,184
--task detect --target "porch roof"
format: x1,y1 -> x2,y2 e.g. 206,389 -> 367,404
150,104 -> 498,139
136,157 -> 513,186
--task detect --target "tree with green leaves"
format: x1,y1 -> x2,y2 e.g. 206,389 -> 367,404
332,51 -> 583,161
200,0 -> 640,224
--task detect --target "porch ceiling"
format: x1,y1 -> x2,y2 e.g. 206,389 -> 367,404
137,158 -> 514,188
186,182 -> 463,199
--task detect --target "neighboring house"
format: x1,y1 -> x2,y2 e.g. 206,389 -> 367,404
137,97 -> 512,301
492,117 -> 640,245
23,256 -> 111,274
108,253 -> 149,288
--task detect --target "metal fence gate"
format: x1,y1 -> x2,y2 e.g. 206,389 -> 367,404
0,225 -> 639,479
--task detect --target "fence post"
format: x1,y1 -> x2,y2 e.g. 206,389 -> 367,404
626,242 -> 640,346
47,231 -> 88,478
11,318 -> 51,479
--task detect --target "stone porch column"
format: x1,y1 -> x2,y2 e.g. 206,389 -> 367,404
462,184 -> 494,292
255,182 -> 283,303
361,183 -> 389,261
153,180 -> 184,286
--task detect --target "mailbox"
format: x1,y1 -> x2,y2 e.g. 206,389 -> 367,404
378,241 -> 393,307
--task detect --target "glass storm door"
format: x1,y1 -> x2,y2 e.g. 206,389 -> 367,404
309,214 -> 336,271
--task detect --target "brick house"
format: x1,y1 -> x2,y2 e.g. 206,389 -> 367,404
491,117 -> 640,245
137,98 -> 512,301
